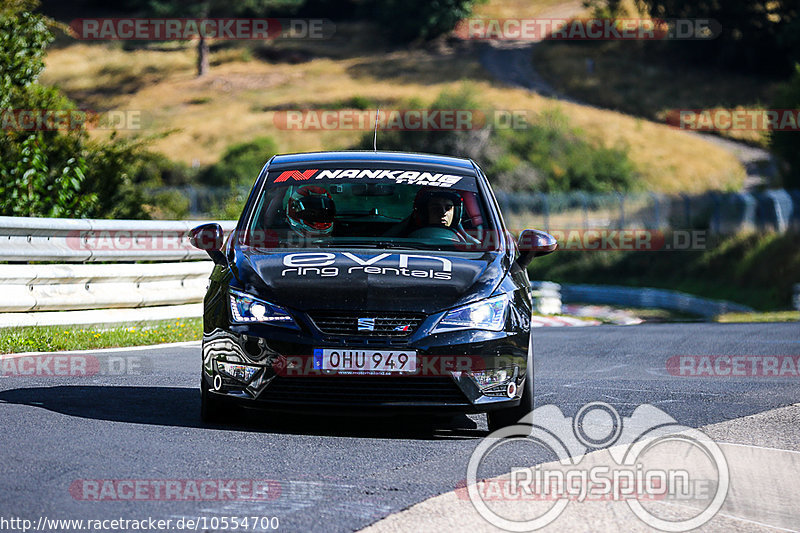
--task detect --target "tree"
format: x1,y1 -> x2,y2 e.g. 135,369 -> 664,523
367,0 -> 485,43
0,0 -> 149,218
0,3 -> 94,217
770,64 -> 800,188
149,0 -> 304,77
635,0 -> 799,75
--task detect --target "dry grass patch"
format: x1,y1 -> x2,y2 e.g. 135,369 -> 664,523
475,0 -> 585,19
533,39 -> 779,148
40,19 -> 744,191
477,86 -> 744,192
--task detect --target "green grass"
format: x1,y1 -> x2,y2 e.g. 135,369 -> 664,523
0,318 -> 202,354
529,231 -> 800,311
715,311 -> 799,323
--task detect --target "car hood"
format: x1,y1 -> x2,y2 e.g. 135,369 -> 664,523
233,248 -> 507,314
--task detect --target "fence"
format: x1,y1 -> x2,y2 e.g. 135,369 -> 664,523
558,283 -> 753,317
148,186 -> 800,234
495,189 -> 800,234
0,214 -> 768,328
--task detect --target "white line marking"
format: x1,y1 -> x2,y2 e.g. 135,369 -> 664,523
716,441 -> 800,455
653,499 -> 799,533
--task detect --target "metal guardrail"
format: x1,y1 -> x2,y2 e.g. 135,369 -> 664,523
0,216 -> 760,327
496,189 -> 800,234
0,262 -> 213,313
0,217 -> 237,326
556,283 -> 753,317
0,216 -> 237,263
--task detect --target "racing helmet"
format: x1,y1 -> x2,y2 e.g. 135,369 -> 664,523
287,185 -> 336,237
412,188 -> 464,228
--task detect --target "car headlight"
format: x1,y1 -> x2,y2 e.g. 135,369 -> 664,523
432,294 -> 509,333
229,289 -> 299,329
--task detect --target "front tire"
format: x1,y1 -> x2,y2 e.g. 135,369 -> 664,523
200,376 -> 226,424
486,338 -> 534,433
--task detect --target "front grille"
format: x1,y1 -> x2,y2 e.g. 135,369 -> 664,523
259,376 -> 468,405
307,311 -> 424,337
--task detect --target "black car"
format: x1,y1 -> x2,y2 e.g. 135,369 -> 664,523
190,151 -> 556,431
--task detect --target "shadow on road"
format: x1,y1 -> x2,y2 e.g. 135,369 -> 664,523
0,385 -> 485,440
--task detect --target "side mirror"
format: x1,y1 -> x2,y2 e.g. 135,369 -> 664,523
189,223 -> 227,266
517,229 -> 557,267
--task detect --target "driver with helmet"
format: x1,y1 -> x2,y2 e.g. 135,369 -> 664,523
384,187 -> 477,243
414,188 -> 462,230
286,185 -> 336,238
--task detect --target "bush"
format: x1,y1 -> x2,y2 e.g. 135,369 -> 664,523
199,136 -> 278,187
636,0 -> 799,75
0,2 -> 156,219
770,64 -> 800,188
531,231 -> 800,310
366,0 -> 483,42
491,109 -> 638,192
355,86 -> 639,193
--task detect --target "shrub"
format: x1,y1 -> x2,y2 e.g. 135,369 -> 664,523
355,87 -> 639,193
199,136 -> 278,187
366,0 -> 484,42
770,64 -> 800,188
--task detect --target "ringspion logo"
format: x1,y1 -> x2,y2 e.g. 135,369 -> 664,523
465,402 -> 729,531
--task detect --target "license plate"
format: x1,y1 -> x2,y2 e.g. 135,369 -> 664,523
313,349 -> 417,374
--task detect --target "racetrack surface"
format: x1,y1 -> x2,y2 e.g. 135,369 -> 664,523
1,322 -> 798,531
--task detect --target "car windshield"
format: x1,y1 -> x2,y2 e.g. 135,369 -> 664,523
243,166 -> 501,251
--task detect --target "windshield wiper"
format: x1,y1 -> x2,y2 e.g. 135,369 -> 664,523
263,238 -> 459,251
331,240 -> 411,249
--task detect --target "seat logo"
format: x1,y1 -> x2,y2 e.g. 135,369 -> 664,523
357,318 -> 375,332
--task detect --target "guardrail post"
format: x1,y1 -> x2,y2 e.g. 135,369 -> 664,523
578,192 -> 589,230
650,193 -> 661,229
530,281 -> 562,315
682,194 -> 691,228
711,193 -> 721,234
540,192 -> 550,232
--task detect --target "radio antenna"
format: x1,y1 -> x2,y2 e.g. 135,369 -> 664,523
373,107 -> 380,152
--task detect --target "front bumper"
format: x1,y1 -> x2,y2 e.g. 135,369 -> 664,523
201,324 -> 530,414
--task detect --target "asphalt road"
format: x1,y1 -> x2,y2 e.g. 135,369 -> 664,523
1,322 -> 798,532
